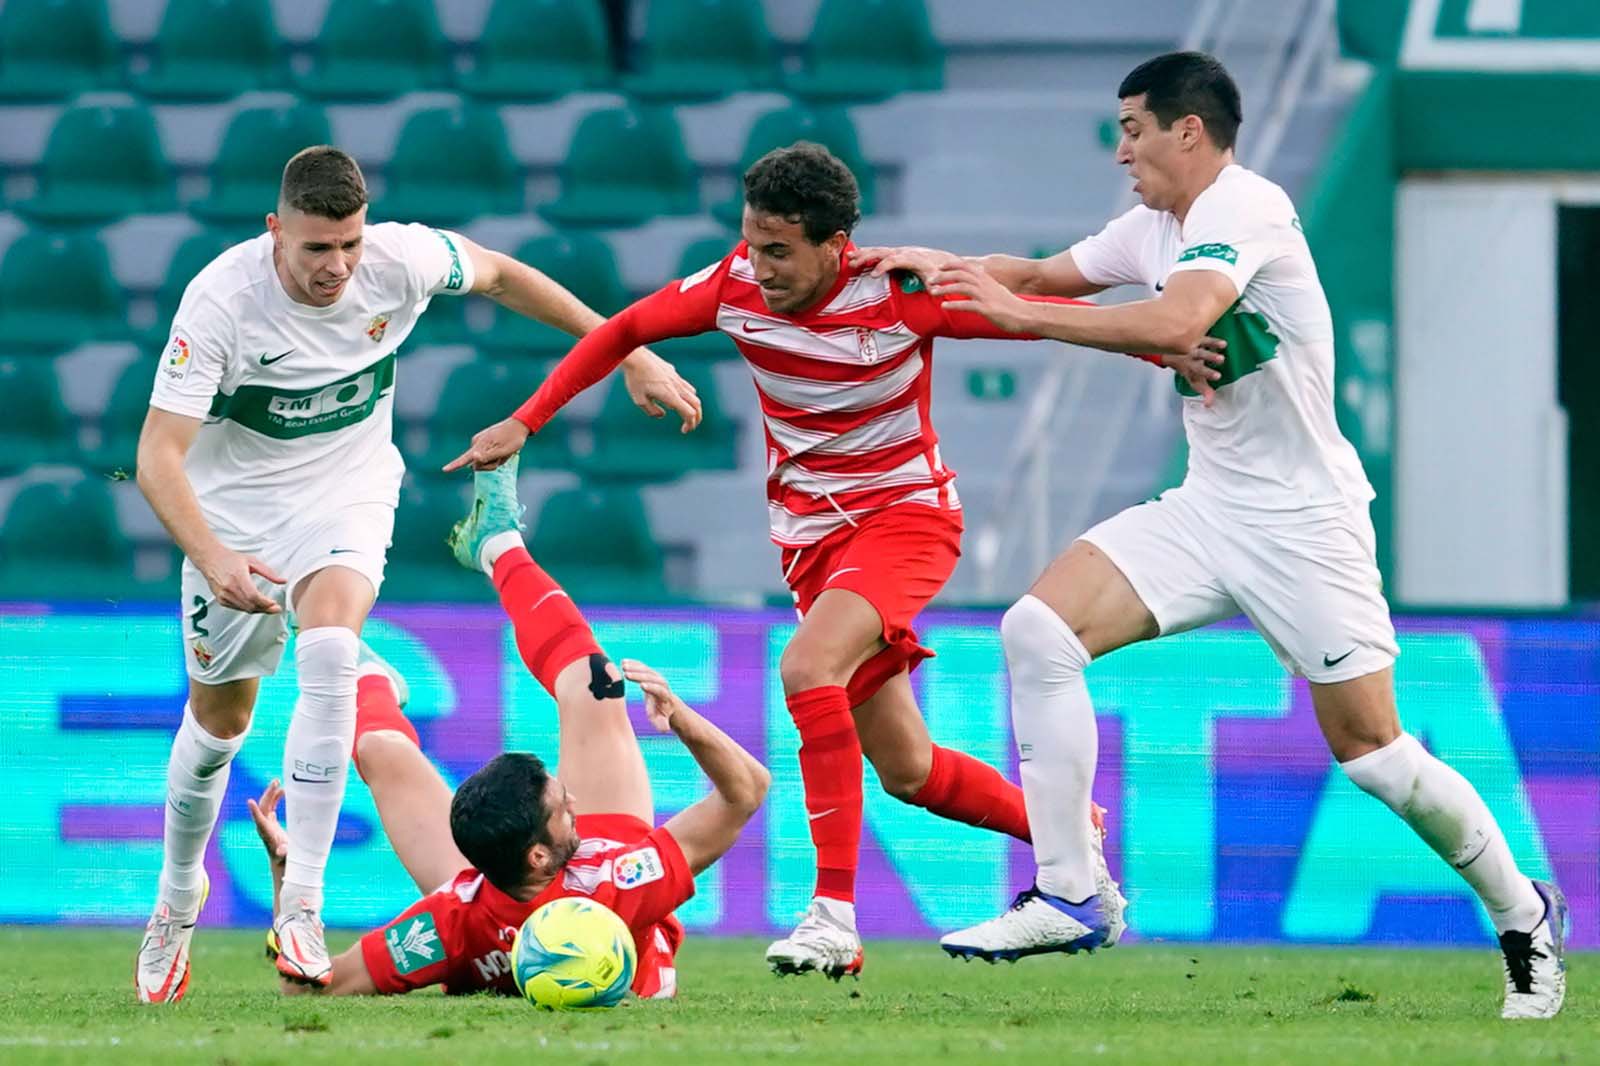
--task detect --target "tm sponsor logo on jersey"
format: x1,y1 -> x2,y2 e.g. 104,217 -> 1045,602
385,914 -> 442,975
614,847 -> 665,889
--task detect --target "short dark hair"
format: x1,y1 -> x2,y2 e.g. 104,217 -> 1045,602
742,141 -> 860,244
449,753 -> 553,891
1118,51 -> 1242,151
279,145 -> 368,219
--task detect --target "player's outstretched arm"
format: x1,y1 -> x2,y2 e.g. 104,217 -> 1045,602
851,245 -> 1108,299
138,407 -> 284,612
620,660 -> 770,875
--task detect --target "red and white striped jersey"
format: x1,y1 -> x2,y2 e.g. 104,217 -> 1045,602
515,241 -> 1082,547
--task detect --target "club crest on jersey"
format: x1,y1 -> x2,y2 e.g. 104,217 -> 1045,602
613,847 -> 665,889
189,637 -> 214,669
856,328 -> 881,363
366,313 -> 391,343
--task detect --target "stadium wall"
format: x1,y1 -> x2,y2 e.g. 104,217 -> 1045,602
3,603 -> 1595,949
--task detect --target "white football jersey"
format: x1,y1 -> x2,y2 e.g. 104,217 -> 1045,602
1071,164 -> 1372,514
148,223 -> 474,543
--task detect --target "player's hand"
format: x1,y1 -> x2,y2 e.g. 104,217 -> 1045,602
247,779 -> 289,872
621,348 -> 702,433
198,548 -> 284,614
620,658 -> 689,732
443,417 -> 529,472
1163,336 -> 1227,408
848,244 -> 961,281
929,263 -> 1033,333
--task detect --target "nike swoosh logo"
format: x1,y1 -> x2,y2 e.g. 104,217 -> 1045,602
328,548 -> 359,555
260,348 -> 295,365
1322,648 -> 1357,668
808,807 -> 839,821
289,773 -> 331,784
741,322 -> 777,334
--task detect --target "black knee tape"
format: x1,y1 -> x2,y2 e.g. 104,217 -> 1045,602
587,653 -> 624,701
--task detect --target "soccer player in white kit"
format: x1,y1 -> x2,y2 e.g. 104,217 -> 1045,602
855,52 -> 1566,1020
133,146 -> 700,1001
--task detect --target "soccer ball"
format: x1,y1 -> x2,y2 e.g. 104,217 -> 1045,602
510,897 -> 637,1010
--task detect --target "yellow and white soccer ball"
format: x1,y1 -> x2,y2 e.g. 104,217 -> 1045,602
510,897 -> 637,1010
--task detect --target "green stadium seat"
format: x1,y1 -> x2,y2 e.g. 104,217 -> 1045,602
479,232 -> 626,355
134,0 -> 283,100
644,236 -> 740,364
193,106 -> 332,225
406,287 -> 474,346
576,363 -> 737,482
84,357 -> 156,476
0,359 -> 72,474
147,229 -> 244,348
415,358 -> 569,475
0,231 -> 128,350
0,0 -> 121,101
458,0 -> 612,100
528,486 -> 668,603
0,476 -> 140,600
712,105 -> 876,225
623,0 -> 776,101
382,477 -> 493,601
542,106 -> 698,227
378,106 -> 522,227
18,104 -> 175,224
786,0 -> 942,102
295,0 -> 448,101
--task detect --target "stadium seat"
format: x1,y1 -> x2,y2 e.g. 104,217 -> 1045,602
642,236 -> 740,363
712,105 -> 876,225
295,0 -> 449,101
415,358 -> 570,474
0,359 -> 72,474
623,0 -> 776,101
406,287 -> 473,346
382,477 -> 493,601
542,106 -> 698,227
378,106 -> 522,226
85,357 -> 158,476
0,0 -> 121,101
576,363 -> 737,481
786,0 -> 943,101
192,106 -> 332,225
148,229 -> 246,348
528,486 -> 669,602
0,231 -> 128,350
479,232 -> 626,355
0,476 -> 139,601
17,104 -> 176,224
458,0 -> 612,100
134,0 -> 283,100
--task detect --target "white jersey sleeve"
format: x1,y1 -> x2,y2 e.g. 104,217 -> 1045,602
387,223 -> 476,300
148,287 -> 234,420
1166,177 -> 1291,299
1068,206 -> 1157,289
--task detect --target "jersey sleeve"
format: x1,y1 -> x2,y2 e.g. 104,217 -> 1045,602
1164,183 -> 1281,298
147,289 -> 233,420
1068,206 -> 1155,289
511,259 -> 724,432
568,825 -> 696,932
391,222 -> 476,299
357,892 -> 462,995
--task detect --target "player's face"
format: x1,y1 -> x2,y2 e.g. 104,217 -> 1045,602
1115,94 -> 1185,212
539,778 -> 581,872
267,204 -> 367,307
740,206 -> 846,315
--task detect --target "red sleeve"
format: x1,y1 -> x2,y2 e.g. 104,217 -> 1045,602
358,892 -> 461,995
512,268 -> 724,433
578,826 -> 695,932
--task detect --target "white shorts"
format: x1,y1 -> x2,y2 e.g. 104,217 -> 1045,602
179,502 -> 394,684
1079,485 -> 1399,683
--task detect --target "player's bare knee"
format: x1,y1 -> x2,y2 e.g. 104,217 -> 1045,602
778,640 -> 852,694
188,683 -> 255,739
353,729 -> 416,780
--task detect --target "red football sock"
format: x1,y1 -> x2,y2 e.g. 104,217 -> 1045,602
908,744 -> 1032,843
351,672 -> 418,779
787,685 -> 862,903
493,546 -> 602,697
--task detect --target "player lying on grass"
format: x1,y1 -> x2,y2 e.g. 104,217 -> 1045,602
248,458 -> 769,998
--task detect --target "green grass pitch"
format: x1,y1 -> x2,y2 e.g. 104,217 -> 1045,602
2,928 -> 1590,1065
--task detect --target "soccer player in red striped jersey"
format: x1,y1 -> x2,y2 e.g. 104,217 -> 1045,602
449,143 -> 1214,977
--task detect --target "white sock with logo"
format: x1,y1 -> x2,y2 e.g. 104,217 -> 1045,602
1004,594 -> 1100,903
478,530 -> 523,575
1340,733 -> 1544,933
280,626 -> 359,914
159,704 -> 248,916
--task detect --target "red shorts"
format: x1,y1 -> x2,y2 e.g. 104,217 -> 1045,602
779,502 -> 963,706
575,813 -> 685,1000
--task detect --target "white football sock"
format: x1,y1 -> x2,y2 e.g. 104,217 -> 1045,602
1004,594 -> 1099,903
1340,732 -> 1544,933
280,626 -> 359,914
159,704 -> 247,916
479,530 -> 523,575
813,896 -> 856,928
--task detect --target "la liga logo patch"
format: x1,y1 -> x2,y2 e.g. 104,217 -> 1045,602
612,847 -> 665,889
164,335 -> 192,379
